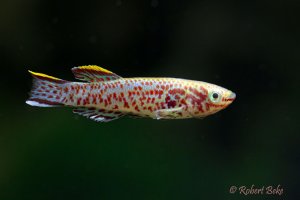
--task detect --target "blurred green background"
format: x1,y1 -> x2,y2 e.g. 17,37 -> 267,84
0,0 -> 299,199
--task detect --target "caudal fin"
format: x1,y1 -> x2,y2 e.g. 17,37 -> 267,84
26,70 -> 68,107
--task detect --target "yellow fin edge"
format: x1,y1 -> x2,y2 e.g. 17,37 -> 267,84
77,65 -> 113,74
28,70 -> 61,80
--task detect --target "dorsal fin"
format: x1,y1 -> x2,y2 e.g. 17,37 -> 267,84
71,65 -> 122,82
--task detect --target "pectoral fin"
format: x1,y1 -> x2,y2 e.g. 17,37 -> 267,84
154,107 -> 186,120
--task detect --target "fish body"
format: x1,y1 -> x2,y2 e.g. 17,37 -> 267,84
26,65 -> 236,122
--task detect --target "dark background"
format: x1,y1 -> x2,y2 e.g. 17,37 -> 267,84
0,0 -> 299,199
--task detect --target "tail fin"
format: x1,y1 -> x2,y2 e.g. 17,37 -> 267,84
26,70 -> 68,107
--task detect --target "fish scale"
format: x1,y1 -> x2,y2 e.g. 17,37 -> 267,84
26,65 -> 236,122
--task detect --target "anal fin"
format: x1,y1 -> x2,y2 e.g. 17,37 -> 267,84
73,107 -> 124,122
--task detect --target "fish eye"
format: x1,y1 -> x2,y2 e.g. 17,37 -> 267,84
212,93 -> 218,99
209,92 -> 221,103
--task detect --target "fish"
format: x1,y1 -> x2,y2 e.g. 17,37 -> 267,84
26,65 -> 236,122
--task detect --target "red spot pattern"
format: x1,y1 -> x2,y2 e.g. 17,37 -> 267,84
135,105 -> 140,112
63,79 -> 217,118
167,100 -> 176,108
124,101 -> 129,108
184,86 -> 208,113
77,97 -> 82,105
113,105 -> 119,109
169,88 -> 185,96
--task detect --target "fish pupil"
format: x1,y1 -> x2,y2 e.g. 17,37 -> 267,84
212,93 -> 218,99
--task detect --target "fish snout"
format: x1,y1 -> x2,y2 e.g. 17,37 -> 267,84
228,92 -> 236,101
223,91 -> 236,103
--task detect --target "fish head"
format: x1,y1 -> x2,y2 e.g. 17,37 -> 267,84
204,83 -> 236,115
186,81 -> 236,117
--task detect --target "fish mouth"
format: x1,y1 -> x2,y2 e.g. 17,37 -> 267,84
225,92 -> 236,102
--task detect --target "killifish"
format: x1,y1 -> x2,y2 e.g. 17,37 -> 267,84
26,65 -> 236,122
